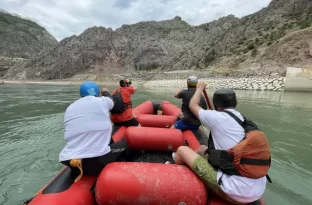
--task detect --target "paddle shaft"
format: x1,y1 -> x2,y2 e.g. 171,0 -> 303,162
203,89 -> 213,110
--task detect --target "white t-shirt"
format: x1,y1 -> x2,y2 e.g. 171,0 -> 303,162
198,108 -> 267,203
59,96 -> 114,162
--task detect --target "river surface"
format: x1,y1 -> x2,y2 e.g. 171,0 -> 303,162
0,84 -> 311,205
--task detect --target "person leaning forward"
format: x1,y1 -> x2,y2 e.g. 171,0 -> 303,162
172,82 -> 270,204
171,76 -> 207,131
59,81 -> 129,179
107,79 -> 140,127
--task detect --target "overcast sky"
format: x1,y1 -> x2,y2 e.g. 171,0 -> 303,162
0,0 -> 271,41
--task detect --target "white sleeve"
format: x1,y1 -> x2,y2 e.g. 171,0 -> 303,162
99,96 -> 114,110
198,109 -> 218,130
106,97 -> 114,110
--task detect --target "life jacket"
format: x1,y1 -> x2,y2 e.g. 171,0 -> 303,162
110,88 -> 132,114
206,110 -> 272,183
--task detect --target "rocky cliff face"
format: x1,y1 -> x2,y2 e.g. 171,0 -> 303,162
0,10 -> 58,77
4,0 -> 312,80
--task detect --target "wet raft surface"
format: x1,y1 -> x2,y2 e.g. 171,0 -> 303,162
131,150 -> 174,163
127,129 -> 208,164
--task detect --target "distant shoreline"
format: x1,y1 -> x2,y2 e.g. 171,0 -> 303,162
143,77 -> 286,92
0,80 -> 119,86
1,76 -> 286,92
1,80 -> 78,85
0,79 -> 148,87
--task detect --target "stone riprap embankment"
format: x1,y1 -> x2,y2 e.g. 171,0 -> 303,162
144,77 -> 286,91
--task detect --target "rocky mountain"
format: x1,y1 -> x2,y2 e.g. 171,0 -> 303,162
3,0 -> 312,80
0,10 -> 58,77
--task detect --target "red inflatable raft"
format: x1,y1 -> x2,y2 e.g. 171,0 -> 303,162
23,100 -> 265,205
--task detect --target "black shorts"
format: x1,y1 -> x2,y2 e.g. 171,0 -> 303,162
113,118 -> 139,127
61,139 -> 129,176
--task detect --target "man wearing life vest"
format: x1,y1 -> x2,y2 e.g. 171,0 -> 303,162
171,76 -> 207,131
173,82 -> 271,204
110,79 -> 140,127
59,81 -> 129,177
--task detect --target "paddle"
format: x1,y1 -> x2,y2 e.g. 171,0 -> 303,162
199,87 -> 213,133
203,88 -> 213,110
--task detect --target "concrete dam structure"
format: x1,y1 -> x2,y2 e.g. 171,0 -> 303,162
285,67 -> 312,92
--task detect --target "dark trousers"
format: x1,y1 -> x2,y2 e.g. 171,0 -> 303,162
61,139 -> 129,176
113,118 -> 139,127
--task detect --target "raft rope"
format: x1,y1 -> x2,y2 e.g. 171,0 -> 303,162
70,159 -> 83,182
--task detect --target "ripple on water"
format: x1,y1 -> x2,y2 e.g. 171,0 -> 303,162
1,85 -> 312,205
0,112 -> 65,205
267,157 -> 312,204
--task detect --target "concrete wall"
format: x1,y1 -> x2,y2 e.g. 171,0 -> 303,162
285,67 -> 312,92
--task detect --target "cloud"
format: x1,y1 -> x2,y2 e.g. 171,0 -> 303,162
0,0 -> 272,41
114,0 -> 138,9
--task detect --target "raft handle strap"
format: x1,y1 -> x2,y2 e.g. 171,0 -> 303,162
70,159 -> 83,182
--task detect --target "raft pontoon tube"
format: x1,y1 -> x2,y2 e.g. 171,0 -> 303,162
24,100 -> 265,205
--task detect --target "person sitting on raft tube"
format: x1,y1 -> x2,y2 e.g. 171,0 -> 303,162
173,82 -> 271,204
59,81 -> 129,178
171,76 -> 207,131
108,79 -> 140,127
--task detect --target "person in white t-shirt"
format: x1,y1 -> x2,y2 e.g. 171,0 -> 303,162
173,82 -> 267,204
59,81 -> 129,176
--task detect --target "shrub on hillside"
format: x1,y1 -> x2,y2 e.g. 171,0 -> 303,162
204,49 -> 216,66
247,43 -> 255,50
298,19 -> 312,29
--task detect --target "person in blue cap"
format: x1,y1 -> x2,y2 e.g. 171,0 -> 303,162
171,76 -> 207,131
59,81 -> 129,177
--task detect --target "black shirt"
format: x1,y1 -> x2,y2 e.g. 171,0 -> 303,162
177,88 -> 208,126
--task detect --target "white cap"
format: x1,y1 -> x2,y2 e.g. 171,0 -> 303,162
187,76 -> 198,86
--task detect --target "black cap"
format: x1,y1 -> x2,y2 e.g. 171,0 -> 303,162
119,80 -> 126,87
213,89 -> 237,108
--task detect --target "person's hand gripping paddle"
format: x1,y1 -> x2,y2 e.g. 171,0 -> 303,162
196,82 -> 213,133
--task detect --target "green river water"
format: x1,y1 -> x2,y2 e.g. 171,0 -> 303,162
0,84 -> 311,205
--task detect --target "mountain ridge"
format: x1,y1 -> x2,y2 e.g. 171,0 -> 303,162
2,0 -> 312,80
0,9 -> 58,77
